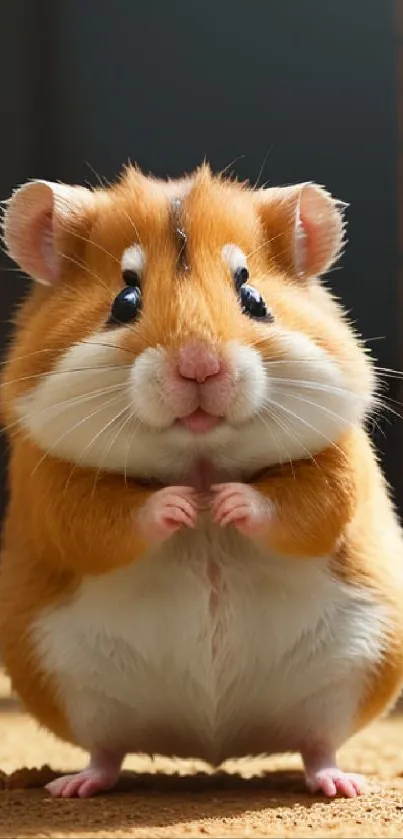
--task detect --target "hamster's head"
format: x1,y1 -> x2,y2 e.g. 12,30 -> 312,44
1,165 -> 374,483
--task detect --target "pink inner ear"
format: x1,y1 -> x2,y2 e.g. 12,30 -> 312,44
31,210 -> 59,283
294,204 -> 309,277
297,203 -> 325,277
4,179 -> 93,284
40,211 -> 59,279
293,185 -> 343,279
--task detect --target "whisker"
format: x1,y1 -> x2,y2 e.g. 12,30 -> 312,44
117,203 -> 143,249
108,311 -> 158,347
1,364 -> 132,388
264,397 -> 345,458
266,376 -> 403,412
57,220 -> 121,266
256,408 -> 296,477
0,339 -> 138,371
60,251 -> 112,295
371,399 -> 403,423
374,367 -> 403,380
82,339 -> 133,355
1,382 -> 129,437
85,161 -> 110,188
260,402 -> 324,473
262,358 -> 403,388
366,414 -> 387,440
64,401 -> 131,495
219,154 -> 246,178
246,232 -> 285,260
265,371 -> 401,439
268,382 -> 403,429
262,358 -> 403,374
89,406 -> 136,499
0,266 -> 28,274
30,392 -> 127,477
123,410 -> 142,489
363,336 -> 386,344
266,376 -> 356,395
269,387 -> 362,430
274,388 -> 403,442
254,143 -> 274,188
46,255 -> 157,346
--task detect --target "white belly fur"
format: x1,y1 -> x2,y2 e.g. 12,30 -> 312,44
32,521 -> 388,764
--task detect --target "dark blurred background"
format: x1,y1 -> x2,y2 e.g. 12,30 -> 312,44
0,0 -> 401,515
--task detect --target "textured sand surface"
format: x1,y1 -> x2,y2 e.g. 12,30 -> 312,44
0,673 -> 403,838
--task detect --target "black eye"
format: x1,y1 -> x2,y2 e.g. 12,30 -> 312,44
239,285 -> 273,322
108,286 -> 141,325
234,266 -> 249,291
122,268 -> 141,286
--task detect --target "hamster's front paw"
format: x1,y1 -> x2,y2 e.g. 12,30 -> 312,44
138,486 -> 199,544
211,483 -> 273,536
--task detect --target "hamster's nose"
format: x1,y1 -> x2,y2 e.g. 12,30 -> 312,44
177,341 -> 221,383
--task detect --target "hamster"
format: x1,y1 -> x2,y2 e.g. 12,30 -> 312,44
0,163 -> 403,800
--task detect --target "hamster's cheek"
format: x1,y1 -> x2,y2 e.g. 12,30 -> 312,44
222,343 -> 268,424
13,332 -> 134,470
251,328 -> 373,462
11,325 -> 373,481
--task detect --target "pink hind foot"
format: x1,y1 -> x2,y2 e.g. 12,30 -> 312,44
305,768 -> 366,798
303,747 -> 366,798
46,750 -> 124,799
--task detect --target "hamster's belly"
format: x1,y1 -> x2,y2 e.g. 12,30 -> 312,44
32,524 -> 387,763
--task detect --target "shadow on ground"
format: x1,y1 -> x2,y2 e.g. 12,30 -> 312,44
0,768 -> 328,838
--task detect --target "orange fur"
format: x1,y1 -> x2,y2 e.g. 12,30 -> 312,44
251,429 -> 359,557
0,438 -> 155,744
1,167 -> 371,417
0,164 -> 402,759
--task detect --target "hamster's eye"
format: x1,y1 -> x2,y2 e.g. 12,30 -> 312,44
234,266 -> 249,291
239,285 -> 274,322
108,286 -> 142,326
122,268 -> 141,286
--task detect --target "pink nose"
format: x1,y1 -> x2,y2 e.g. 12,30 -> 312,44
177,342 -> 221,383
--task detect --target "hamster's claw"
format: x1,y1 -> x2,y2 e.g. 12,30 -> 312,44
211,483 -> 273,536
46,768 -> 115,798
46,750 -> 124,798
138,486 -> 198,544
305,767 -> 366,798
303,745 -> 366,798
46,769 -> 116,798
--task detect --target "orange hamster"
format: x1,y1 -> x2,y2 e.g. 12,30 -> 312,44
0,164 -> 403,800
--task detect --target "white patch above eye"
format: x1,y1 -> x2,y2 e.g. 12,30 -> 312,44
222,244 -> 247,276
121,244 -> 145,276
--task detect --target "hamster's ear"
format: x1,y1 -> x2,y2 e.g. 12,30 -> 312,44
256,183 -> 347,280
2,180 -> 95,284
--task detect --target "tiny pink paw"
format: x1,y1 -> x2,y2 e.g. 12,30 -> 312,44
138,486 -> 198,543
305,768 -> 366,798
46,768 -> 118,799
211,482 -> 272,535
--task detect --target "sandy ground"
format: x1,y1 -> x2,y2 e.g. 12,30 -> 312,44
0,674 -> 403,838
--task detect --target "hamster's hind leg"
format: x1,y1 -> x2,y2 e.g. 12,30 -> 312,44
292,676 -> 369,799
45,748 -> 125,798
302,747 -> 365,798
44,689 -> 133,798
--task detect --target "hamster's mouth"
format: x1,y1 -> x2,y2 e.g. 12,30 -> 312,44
175,409 -> 224,434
